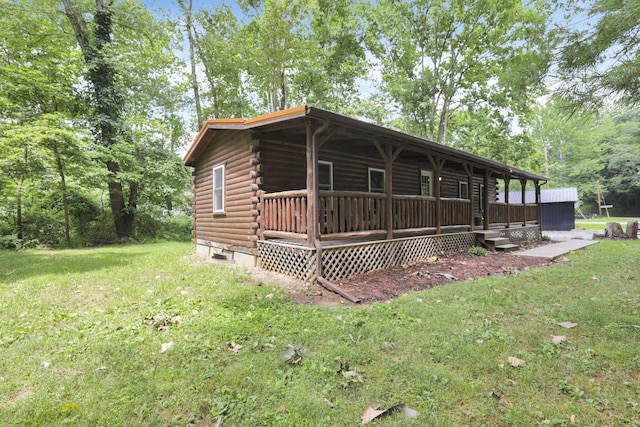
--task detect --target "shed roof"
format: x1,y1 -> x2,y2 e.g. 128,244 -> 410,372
183,105 -> 547,182
498,187 -> 579,204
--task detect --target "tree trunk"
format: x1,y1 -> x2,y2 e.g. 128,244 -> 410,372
53,144 -> 71,244
63,0 -> 134,240
180,0 -> 203,128
626,221 -> 638,239
15,147 -> 26,240
605,222 -> 625,238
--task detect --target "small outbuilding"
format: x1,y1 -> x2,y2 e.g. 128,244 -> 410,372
498,187 -> 578,231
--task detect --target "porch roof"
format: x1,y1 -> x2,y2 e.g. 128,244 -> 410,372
183,105 -> 547,181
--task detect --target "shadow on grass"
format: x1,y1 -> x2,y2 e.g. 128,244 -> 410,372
0,247 -> 148,284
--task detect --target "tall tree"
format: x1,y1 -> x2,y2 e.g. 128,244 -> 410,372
370,0 -> 556,144
1,0 -> 83,242
62,0 -> 186,239
194,5 -> 252,118
177,0 -> 204,128
290,0 -> 368,111
558,0 -> 640,108
241,0 -> 310,112
62,0 -> 135,238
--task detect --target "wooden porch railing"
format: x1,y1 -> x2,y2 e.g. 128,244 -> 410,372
261,190 -> 475,237
488,202 -> 539,225
261,190 -> 308,235
319,191 -> 387,234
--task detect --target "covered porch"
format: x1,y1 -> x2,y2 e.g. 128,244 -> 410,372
253,108 -> 546,296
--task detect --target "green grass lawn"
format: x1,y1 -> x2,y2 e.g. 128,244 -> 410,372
576,217 -> 640,231
1,241 -> 639,426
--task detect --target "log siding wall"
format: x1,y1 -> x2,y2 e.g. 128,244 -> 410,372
192,131 -> 258,250
193,132 -> 501,249
261,139 -> 497,217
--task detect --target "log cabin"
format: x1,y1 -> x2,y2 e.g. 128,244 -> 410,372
184,106 -> 546,300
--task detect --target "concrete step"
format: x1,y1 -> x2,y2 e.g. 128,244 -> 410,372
484,237 -> 510,250
496,243 -> 520,252
474,230 -> 501,248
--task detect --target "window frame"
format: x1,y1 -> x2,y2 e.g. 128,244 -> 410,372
212,164 -> 225,214
318,160 -> 334,191
420,169 -> 434,197
459,181 -> 469,199
368,167 -> 386,193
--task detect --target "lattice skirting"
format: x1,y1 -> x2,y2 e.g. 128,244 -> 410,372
257,242 -> 316,282
257,233 -> 476,283
497,225 -> 541,242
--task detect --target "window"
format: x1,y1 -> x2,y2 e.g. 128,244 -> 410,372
479,184 -> 485,212
368,168 -> 385,193
212,164 -> 225,213
420,170 -> 434,196
318,161 -> 333,191
459,181 -> 469,199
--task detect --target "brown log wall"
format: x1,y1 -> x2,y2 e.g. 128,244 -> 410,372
260,139 -> 497,209
191,131 -> 258,248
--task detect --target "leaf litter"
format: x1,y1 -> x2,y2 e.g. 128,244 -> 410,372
361,403 -> 419,424
143,313 -> 182,330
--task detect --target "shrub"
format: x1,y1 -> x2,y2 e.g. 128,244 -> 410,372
468,246 -> 487,256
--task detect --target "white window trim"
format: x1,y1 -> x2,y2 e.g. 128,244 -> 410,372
368,167 -> 386,193
212,164 -> 225,214
318,160 -> 333,191
459,181 -> 469,199
420,169 -> 434,197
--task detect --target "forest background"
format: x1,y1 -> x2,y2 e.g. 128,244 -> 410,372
1,0 -> 638,248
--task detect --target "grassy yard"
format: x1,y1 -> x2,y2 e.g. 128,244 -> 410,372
1,241 -> 639,426
576,217 -> 640,231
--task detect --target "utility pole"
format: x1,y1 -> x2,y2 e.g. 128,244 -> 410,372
543,145 -> 550,189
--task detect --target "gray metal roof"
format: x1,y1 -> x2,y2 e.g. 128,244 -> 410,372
498,187 -> 579,204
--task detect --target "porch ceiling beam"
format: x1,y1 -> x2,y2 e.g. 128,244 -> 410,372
373,140 -> 387,161
316,128 -> 335,148
391,147 -> 403,162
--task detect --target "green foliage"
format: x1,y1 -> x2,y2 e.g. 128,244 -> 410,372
558,0 -> 640,107
0,0 -> 192,246
467,246 -> 487,256
532,100 -> 640,215
0,241 -> 639,425
369,0 -> 557,145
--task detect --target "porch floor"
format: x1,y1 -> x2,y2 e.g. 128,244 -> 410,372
265,223 -> 537,249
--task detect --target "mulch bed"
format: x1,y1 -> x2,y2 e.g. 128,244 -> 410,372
333,248 -> 554,303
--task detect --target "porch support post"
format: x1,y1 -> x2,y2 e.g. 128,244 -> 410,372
535,180 -> 542,226
305,122 -> 316,248
520,178 -> 527,227
374,141 -> 402,240
504,175 -> 511,228
383,144 -> 394,240
428,154 -> 445,234
463,164 -> 474,231
483,170 -> 490,230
